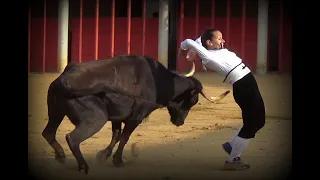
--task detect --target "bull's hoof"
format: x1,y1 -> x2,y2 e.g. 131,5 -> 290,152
55,152 -> 66,164
78,163 -> 89,175
95,149 -> 112,163
95,150 -> 106,163
112,158 -> 124,168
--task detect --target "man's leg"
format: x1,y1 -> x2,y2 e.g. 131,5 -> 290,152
223,128 -> 251,171
222,125 -> 243,154
223,104 -> 265,171
223,106 -> 254,171
224,136 -> 250,167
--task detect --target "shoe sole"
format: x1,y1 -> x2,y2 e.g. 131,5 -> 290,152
223,166 -> 250,171
223,162 -> 250,171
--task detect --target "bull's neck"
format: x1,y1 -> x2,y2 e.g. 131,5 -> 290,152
172,75 -> 190,99
154,71 -> 190,106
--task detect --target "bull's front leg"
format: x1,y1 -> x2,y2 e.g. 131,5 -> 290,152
96,121 -> 122,163
112,121 -> 140,167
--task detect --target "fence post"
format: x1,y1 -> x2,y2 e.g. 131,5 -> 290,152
158,0 -> 169,68
127,0 -> 131,54
111,0 -> 115,57
195,0 -> 199,36
57,0 -> 69,72
79,0 -> 83,62
225,0 -> 230,47
142,0 -> 146,55
241,0 -> 246,59
256,0 -> 268,74
43,0 -> 47,73
95,0 -> 100,60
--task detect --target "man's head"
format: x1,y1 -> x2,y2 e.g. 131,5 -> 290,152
201,29 -> 225,50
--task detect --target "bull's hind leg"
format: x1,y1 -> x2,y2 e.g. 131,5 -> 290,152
96,121 -> 122,163
42,114 -> 66,163
112,122 -> 140,167
66,118 -> 107,174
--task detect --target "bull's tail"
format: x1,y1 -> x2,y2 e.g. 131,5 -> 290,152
47,78 -> 67,117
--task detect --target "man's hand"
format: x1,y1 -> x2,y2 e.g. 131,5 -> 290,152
186,49 -> 207,71
177,47 -> 188,62
186,49 -> 196,62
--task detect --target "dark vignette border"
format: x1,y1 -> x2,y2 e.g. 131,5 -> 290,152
0,0 -> 299,179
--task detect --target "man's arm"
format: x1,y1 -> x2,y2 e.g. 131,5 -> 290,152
186,36 -> 202,61
180,39 -> 215,61
178,36 -> 201,62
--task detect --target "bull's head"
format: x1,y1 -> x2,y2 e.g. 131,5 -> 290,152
167,62 -> 230,126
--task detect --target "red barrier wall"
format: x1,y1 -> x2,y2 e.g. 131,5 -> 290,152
30,18 -> 58,72
71,17 -> 158,63
29,17 -> 158,72
29,17 -> 291,73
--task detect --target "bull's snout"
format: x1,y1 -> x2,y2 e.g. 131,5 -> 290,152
174,121 -> 184,127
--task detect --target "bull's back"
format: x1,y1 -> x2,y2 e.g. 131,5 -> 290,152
113,56 -> 156,97
60,56 -> 156,101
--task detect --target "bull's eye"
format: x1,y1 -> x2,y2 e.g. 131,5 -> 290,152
191,98 -> 196,104
190,94 -> 198,105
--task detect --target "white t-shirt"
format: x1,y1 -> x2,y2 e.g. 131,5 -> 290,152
195,37 -> 202,45
181,38 -> 251,84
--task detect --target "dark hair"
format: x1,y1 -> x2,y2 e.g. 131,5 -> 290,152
200,29 -> 220,49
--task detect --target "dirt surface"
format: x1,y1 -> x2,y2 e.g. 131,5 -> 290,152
28,72 -> 292,180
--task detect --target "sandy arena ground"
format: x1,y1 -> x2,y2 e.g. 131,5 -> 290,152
28,72 -> 292,180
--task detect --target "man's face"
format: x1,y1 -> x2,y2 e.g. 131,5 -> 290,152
207,31 -> 225,50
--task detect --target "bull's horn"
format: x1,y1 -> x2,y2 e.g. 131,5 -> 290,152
184,62 -> 196,77
200,90 -> 230,103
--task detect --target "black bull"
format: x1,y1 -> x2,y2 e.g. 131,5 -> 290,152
42,55 -> 230,174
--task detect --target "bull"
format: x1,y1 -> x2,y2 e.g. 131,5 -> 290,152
42,55 -> 229,174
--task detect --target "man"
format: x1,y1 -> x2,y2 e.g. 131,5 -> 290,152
178,29 -> 266,171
